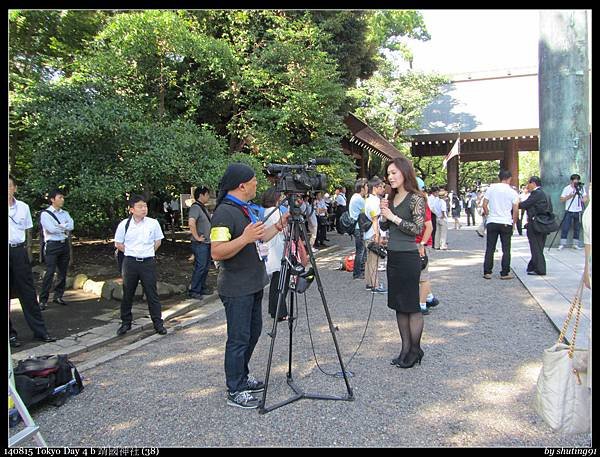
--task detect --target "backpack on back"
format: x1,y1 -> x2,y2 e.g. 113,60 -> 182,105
338,210 -> 357,235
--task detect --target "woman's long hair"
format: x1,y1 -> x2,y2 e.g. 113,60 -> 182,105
386,157 -> 422,201
260,187 -> 281,208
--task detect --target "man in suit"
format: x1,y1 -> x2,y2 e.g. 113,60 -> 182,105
519,176 -> 551,276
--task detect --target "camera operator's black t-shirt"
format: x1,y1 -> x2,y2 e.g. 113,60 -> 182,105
210,200 -> 269,297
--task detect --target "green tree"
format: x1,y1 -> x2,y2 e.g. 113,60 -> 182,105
518,151 -> 540,185
11,79 -> 228,237
349,58 -> 448,179
9,10 -> 108,89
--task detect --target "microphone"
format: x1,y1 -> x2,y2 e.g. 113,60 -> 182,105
309,158 -> 331,166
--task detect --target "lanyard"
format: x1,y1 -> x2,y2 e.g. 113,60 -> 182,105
224,194 -> 262,224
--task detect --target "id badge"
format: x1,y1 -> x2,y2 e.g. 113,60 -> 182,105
256,241 -> 269,262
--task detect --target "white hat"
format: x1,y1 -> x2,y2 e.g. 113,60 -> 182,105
324,193 -> 330,198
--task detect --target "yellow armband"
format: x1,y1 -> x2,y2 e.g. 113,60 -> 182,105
210,227 -> 232,242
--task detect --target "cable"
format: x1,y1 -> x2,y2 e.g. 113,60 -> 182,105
303,282 -> 378,378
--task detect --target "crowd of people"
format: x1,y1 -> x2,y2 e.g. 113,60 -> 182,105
8,163 -> 591,411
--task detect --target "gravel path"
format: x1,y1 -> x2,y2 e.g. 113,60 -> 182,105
16,229 -> 592,447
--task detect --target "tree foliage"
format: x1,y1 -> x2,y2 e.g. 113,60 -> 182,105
9,9 -> 442,236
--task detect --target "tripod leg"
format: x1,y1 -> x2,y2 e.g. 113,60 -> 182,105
259,237 -> 292,413
299,222 -> 354,399
287,292 -> 294,379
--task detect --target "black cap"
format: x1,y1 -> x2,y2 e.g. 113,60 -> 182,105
217,163 -> 256,205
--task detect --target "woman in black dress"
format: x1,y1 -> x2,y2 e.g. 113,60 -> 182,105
380,157 -> 426,368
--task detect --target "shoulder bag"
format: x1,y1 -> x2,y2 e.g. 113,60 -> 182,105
530,193 -> 560,234
534,279 -> 590,434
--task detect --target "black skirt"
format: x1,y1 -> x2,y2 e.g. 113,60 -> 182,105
386,250 -> 421,313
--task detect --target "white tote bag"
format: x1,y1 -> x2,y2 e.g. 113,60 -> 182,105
534,280 -> 590,434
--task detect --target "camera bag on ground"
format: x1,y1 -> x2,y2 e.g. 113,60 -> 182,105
339,210 -> 357,235
13,354 -> 84,408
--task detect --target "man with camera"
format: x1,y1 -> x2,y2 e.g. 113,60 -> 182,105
210,163 -> 289,409
558,174 -> 588,250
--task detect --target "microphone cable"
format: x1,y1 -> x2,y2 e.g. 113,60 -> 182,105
303,283 -> 378,378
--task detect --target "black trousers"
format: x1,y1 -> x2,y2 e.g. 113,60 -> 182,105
268,271 -> 288,319
316,216 -> 327,245
9,245 -> 49,338
121,257 -> 163,326
484,223 -> 513,276
335,205 -> 346,233
431,213 -> 437,246
39,240 -> 70,302
221,290 -> 263,393
527,228 -> 548,275
466,207 -> 476,226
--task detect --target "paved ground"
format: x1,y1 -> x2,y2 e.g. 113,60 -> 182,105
10,226 -> 592,447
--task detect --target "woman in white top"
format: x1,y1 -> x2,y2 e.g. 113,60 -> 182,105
261,188 -> 288,321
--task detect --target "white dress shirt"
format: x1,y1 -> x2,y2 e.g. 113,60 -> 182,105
335,194 -> 347,207
40,205 -> 74,241
114,216 -> 164,258
8,198 -> 33,244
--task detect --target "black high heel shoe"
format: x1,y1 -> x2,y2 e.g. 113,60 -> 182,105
397,349 -> 423,368
391,353 -> 407,366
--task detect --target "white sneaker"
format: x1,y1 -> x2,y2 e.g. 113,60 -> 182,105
557,245 -> 564,251
573,245 -> 582,250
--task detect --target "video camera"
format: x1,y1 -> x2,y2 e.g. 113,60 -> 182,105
575,181 -> 585,193
266,158 -> 329,193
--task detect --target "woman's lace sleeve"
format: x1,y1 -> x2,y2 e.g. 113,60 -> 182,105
396,194 -> 425,236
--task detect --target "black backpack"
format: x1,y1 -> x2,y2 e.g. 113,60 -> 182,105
13,354 -> 84,408
339,210 -> 357,235
115,215 -> 132,274
358,212 -> 373,233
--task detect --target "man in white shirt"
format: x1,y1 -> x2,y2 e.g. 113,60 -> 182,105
39,189 -> 75,309
114,194 -> 167,336
364,177 -> 386,293
9,175 -> 56,347
348,178 -> 368,279
433,189 -> 448,250
334,186 -> 347,234
482,170 -> 519,280
558,173 -> 589,250
427,187 -> 439,246
464,190 -> 478,226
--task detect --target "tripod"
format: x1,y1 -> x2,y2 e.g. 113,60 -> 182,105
548,184 -> 584,250
258,194 -> 354,414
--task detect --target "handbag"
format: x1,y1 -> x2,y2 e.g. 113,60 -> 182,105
534,279 -> 590,434
531,212 -> 560,234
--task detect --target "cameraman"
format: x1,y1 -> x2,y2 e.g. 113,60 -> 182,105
210,163 -> 289,409
558,174 -> 589,250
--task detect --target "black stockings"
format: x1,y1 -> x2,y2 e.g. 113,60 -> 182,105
396,311 -> 424,360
